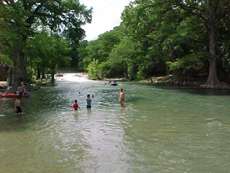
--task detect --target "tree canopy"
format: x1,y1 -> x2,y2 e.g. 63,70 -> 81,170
0,0 -> 91,86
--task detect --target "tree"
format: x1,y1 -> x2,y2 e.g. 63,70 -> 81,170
121,0 -> 230,87
168,0 -> 230,87
121,0 -> 178,78
26,32 -> 70,83
108,38 -> 140,80
0,0 -> 91,87
82,27 -> 122,69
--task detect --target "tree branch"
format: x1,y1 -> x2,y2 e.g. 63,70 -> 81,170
25,3 -> 44,27
175,0 -> 207,22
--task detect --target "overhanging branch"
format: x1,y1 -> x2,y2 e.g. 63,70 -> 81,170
175,0 -> 207,22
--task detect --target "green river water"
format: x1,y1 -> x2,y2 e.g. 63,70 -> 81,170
0,73 -> 230,173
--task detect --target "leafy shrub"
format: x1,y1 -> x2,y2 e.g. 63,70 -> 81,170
167,53 -> 208,77
87,59 -> 100,79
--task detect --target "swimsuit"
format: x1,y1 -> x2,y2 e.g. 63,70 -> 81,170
72,103 -> 79,110
86,98 -> 92,108
16,106 -> 22,113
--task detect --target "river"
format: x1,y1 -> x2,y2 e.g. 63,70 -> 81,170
0,73 -> 230,173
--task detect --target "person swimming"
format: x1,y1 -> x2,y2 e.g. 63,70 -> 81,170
86,94 -> 92,109
72,100 -> 80,111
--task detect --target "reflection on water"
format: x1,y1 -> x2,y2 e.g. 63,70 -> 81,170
1,73 -> 230,173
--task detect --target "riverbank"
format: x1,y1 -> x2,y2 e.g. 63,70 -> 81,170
139,75 -> 230,89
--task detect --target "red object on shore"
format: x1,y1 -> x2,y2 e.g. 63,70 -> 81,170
0,92 -> 29,98
0,93 -> 17,98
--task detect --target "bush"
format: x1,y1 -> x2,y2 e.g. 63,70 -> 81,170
167,53 -> 208,77
87,59 -> 100,79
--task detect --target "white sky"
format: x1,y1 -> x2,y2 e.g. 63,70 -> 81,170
79,0 -> 132,41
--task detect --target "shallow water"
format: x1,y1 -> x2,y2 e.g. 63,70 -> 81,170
1,74 -> 230,173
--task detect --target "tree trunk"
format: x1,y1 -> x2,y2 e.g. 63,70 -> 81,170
7,67 -> 13,86
51,66 -> 55,84
206,0 -> 220,88
12,46 -> 27,90
41,67 -> 46,79
36,65 -> 41,80
129,63 -> 138,80
51,72 -> 55,84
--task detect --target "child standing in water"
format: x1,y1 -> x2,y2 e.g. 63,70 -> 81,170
17,81 -> 27,96
119,88 -> 125,107
15,95 -> 23,115
86,94 -> 92,109
72,100 -> 80,111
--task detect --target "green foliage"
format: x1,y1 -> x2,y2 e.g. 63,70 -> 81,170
0,0 -> 91,84
0,54 -> 12,65
167,53 -> 208,77
25,32 -> 70,79
87,59 -> 100,80
83,27 -> 122,67
78,0 -> 230,84
1,0 -> 230,85
81,0 -> 230,85
108,38 -> 140,79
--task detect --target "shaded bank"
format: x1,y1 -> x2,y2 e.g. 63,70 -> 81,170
138,75 -> 230,90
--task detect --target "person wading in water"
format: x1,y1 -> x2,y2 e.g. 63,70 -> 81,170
119,88 -> 125,107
